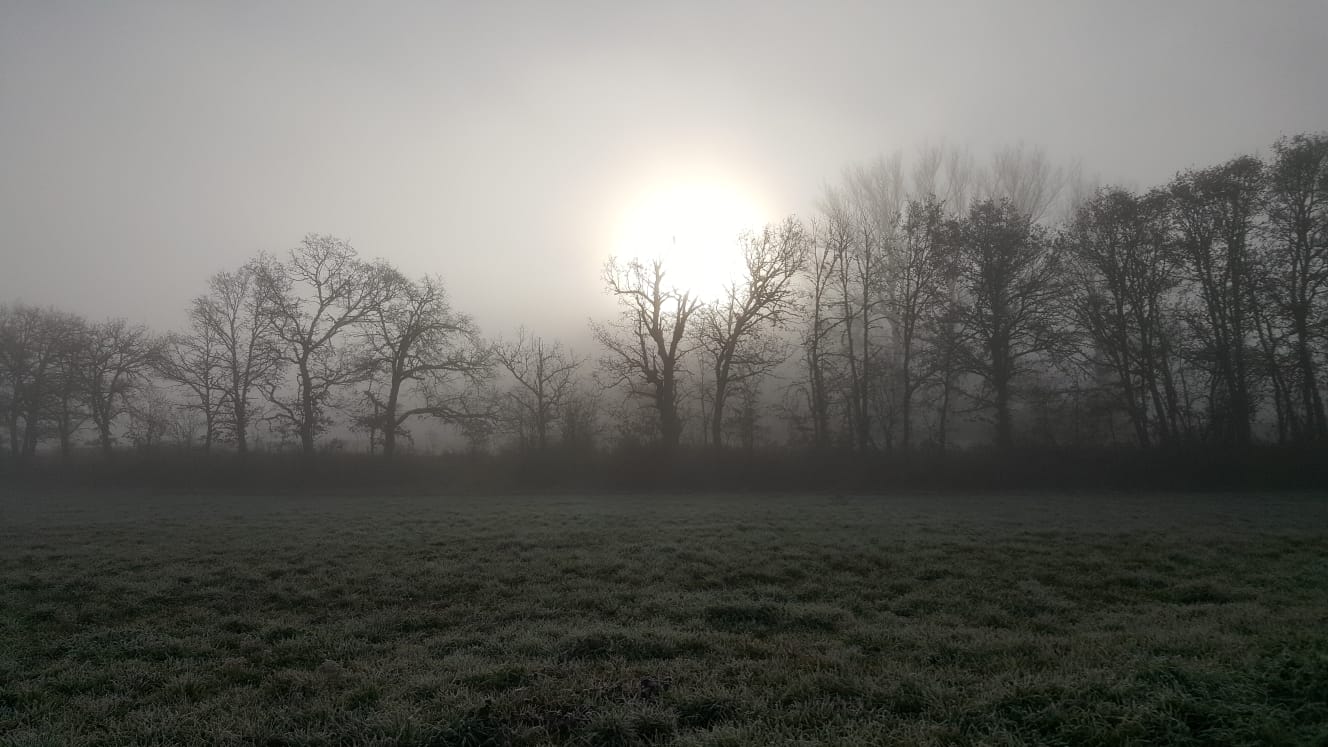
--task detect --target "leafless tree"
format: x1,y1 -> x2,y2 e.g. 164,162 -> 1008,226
0,305 -> 87,458
1168,157 -> 1264,446
558,379 -> 603,453
795,215 -> 846,449
694,218 -> 805,450
494,328 -> 582,452
126,384 -> 176,451
194,264 -> 283,454
1258,133 -> 1328,441
954,199 -> 1066,449
360,268 -> 489,458
883,195 -> 958,449
254,234 -> 387,455
977,143 -> 1068,224
819,156 -> 905,451
155,315 -> 228,452
1063,187 -> 1186,447
592,258 -> 700,452
83,318 -> 157,455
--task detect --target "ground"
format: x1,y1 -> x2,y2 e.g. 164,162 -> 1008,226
1,491 -> 1326,746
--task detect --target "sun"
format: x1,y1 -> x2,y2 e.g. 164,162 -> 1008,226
610,180 -> 769,302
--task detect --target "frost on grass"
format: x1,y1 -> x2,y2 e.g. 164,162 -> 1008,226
1,491 -> 1326,745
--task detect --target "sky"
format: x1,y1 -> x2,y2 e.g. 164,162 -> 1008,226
2,0 -> 1326,345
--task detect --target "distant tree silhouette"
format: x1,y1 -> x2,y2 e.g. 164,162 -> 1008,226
194,264 -> 283,455
593,258 -> 700,453
694,218 -> 805,450
1258,133 -> 1328,442
360,268 -> 488,458
954,199 -> 1065,449
818,158 -> 905,452
494,328 -> 581,453
83,319 -> 156,455
883,196 -> 959,450
0,305 -> 86,459
154,317 -> 228,452
1168,157 -> 1265,446
1063,188 -> 1185,447
254,235 -> 386,456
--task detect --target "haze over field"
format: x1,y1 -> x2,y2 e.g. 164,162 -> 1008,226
3,1 -> 1326,340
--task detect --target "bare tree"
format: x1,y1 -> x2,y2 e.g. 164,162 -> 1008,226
255,235 -> 386,455
694,218 -> 805,450
592,258 -> 700,453
0,306 -> 85,458
155,316 -> 228,452
819,156 -> 905,451
795,215 -> 847,449
1168,157 -> 1264,446
1259,133 -> 1328,441
558,379 -> 602,453
977,143 -> 1068,223
1063,187 -> 1185,447
125,384 -> 176,451
494,328 -> 582,452
955,199 -> 1066,449
360,268 -> 489,458
83,319 -> 156,455
195,264 -> 283,454
883,195 -> 958,449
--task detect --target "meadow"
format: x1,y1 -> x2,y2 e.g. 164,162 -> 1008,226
1,490 -> 1326,746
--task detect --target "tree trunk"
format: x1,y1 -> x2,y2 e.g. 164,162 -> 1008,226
299,364 -> 316,455
382,377 -> 402,459
234,397 -> 248,454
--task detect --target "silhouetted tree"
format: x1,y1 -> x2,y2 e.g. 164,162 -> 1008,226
194,264 -> 283,455
1258,133 -> 1328,441
1169,157 -> 1264,446
155,318 -> 228,452
1064,188 -> 1185,447
360,268 -> 488,458
0,306 -> 86,458
955,199 -> 1065,449
820,157 -> 905,451
695,218 -> 805,450
494,328 -> 581,452
593,258 -> 700,453
883,196 -> 958,449
83,319 -> 156,455
255,235 -> 386,455
795,215 -> 846,449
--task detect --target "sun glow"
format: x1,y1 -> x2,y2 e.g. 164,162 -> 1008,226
610,180 -> 769,302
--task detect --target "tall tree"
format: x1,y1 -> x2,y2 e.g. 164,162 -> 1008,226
0,306 -> 84,458
795,215 -> 846,449
155,313 -> 228,452
195,264 -> 283,454
494,328 -> 581,452
360,268 -> 489,458
820,157 -> 904,451
1259,133 -> 1328,441
1064,188 -> 1185,447
695,218 -> 805,450
593,258 -> 700,453
1169,157 -> 1264,446
882,196 -> 957,449
255,235 -> 386,455
955,199 -> 1065,449
83,319 -> 156,455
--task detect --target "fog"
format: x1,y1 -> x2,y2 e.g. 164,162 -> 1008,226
4,1 -> 1325,341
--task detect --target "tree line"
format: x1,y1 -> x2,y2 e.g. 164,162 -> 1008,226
2,133 -> 1326,467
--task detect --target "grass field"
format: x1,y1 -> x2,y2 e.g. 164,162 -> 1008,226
2,491 -> 1326,746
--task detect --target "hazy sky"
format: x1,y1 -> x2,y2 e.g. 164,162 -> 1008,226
3,1 -> 1326,343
